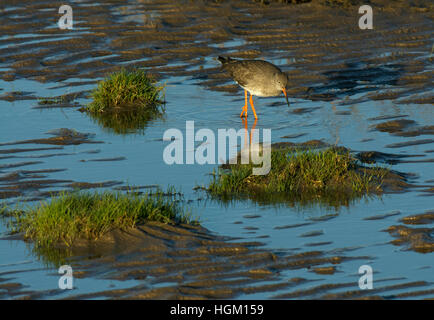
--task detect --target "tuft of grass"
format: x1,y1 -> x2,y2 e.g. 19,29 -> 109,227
38,96 -> 66,105
84,68 -> 165,134
207,147 -> 390,207
7,189 -> 197,248
87,68 -> 164,113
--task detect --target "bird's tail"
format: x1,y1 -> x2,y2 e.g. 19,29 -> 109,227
217,56 -> 234,65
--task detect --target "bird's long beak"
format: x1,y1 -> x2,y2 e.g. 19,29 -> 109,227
282,88 -> 290,107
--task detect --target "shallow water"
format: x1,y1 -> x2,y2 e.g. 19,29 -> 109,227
0,0 -> 433,299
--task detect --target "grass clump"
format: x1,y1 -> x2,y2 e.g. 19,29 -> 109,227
84,68 -> 165,134
207,147 -> 390,207
8,189 -> 196,248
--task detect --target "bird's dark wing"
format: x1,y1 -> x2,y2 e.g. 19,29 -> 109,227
222,60 -> 281,88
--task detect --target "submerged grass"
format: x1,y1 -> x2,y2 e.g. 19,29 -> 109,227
207,147 -> 390,207
5,189 -> 196,248
38,96 -> 66,105
85,68 -> 165,134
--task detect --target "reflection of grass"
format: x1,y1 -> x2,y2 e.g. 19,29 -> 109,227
207,147 -> 389,207
86,105 -> 164,134
85,68 -> 165,134
6,189 -> 196,249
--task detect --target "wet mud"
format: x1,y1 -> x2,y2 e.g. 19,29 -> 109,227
0,128 -> 103,147
0,0 -> 433,299
0,129 -> 121,200
0,0 -> 431,105
386,211 -> 434,253
3,221 -> 430,300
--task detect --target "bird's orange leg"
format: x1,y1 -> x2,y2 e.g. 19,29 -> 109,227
240,90 -> 248,118
250,117 -> 257,146
242,117 -> 248,149
249,94 -> 258,119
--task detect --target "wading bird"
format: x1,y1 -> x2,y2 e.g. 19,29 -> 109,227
218,56 -> 290,119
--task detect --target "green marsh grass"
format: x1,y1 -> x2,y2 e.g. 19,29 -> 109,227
87,68 -> 164,112
85,68 -> 165,134
6,189 -> 196,248
207,147 -> 390,207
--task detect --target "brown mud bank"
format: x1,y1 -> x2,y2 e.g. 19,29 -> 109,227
387,211 -> 434,253
3,220 -> 430,299
0,0 -> 432,108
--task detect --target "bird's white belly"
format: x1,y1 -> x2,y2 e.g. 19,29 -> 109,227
239,85 -> 278,97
